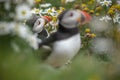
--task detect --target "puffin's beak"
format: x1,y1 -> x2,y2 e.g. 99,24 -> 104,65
78,11 -> 92,25
77,17 -> 81,23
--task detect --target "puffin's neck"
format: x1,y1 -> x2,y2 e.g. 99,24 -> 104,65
58,23 -> 79,34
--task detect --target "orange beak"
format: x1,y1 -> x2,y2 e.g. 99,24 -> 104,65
42,16 -> 52,23
78,11 -> 92,25
77,17 -> 81,23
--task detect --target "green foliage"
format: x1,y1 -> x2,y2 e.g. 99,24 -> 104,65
0,0 -> 120,80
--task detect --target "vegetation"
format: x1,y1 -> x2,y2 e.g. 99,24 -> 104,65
0,0 -> 120,80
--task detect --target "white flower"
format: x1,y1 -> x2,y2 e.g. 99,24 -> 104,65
99,15 -> 112,22
40,3 -> 52,8
13,24 -> 31,39
0,21 -> 40,50
99,13 -> 120,24
16,4 -> 31,20
100,0 -> 112,7
8,22 -> 17,33
13,24 -> 41,50
0,22 -> 17,35
45,7 -> 58,16
31,8 -> 44,15
27,34 -> 40,50
113,13 -> 120,24
89,17 -> 109,32
13,23 -> 40,50
65,0 -> 75,3
49,21 -> 58,33
14,24 -> 40,50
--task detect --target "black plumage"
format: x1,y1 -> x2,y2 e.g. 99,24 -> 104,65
26,14 -> 49,39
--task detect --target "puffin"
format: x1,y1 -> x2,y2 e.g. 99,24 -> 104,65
39,10 -> 91,68
26,14 -> 51,40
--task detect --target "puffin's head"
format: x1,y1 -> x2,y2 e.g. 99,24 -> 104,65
58,10 -> 91,29
32,15 -> 51,33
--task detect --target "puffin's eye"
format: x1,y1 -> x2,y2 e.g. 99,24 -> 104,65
36,20 -> 40,25
69,13 -> 73,16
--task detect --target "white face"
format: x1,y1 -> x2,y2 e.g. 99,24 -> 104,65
33,18 -> 45,33
59,10 -> 81,28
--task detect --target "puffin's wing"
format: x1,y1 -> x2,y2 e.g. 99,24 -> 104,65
37,29 -> 49,40
38,46 -> 52,61
38,32 -> 58,61
39,32 -> 57,47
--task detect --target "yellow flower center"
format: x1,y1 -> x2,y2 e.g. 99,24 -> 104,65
116,5 -> 120,10
85,28 -> 91,33
48,9 -> 52,13
52,16 -> 57,22
81,4 -> 87,8
60,7 -> 65,11
104,2 -> 108,5
96,6 -> 102,11
61,0 -> 65,4
35,9 -> 40,13
91,33 -> 96,38
107,9 -> 114,15
90,10 -> 94,13
88,1 -> 93,5
95,13 -> 100,16
34,0 -> 41,3
21,10 -> 26,16
83,7 -> 89,12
